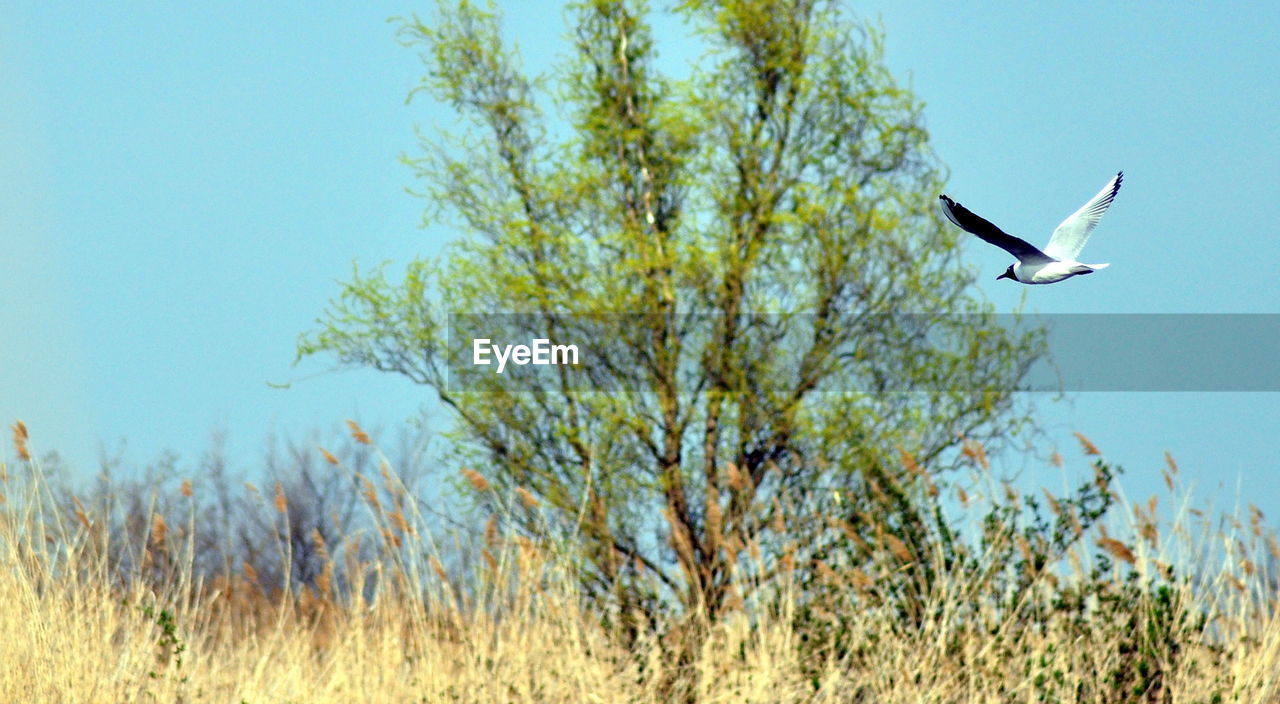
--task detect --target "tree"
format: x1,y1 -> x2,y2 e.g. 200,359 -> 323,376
299,0 -> 1044,627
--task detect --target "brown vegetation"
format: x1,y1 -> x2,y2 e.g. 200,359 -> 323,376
2,423 -> 1278,702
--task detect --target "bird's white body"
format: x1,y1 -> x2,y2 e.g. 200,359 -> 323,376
1014,260 -> 1110,285
938,172 -> 1123,285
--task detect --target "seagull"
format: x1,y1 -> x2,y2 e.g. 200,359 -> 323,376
938,172 -> 1123,284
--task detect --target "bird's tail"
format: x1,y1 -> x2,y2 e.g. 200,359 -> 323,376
1069,262 -> 1109,276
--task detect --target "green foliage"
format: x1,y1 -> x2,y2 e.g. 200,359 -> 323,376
786,457 -> 1236,704
139,604 -> 187,680
300,0 -> 1046,628
135,602 -> 192,702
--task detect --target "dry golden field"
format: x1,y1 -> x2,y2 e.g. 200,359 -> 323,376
2,421 -> 1278,703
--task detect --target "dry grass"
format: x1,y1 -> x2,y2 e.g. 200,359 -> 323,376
1,427 -> 1279,702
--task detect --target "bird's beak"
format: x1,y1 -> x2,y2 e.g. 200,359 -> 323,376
996,271 -> 1013,281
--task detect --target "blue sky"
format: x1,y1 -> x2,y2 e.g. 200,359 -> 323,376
3,2 -> 1278,524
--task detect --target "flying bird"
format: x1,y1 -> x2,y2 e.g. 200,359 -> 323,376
938,172 -> 1123,284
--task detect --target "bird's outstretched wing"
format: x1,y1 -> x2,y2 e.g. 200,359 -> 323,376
938,194 -> 1053,264
1044,171 -> 1123,262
